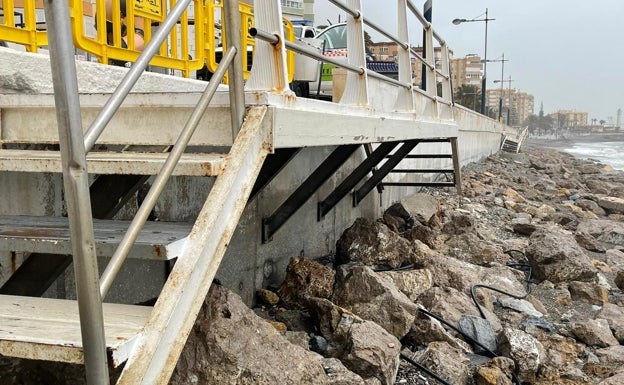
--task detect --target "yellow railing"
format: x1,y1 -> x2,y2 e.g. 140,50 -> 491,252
70,0 -> 205,77
0,0 -> 48,51
0,0 -> 294,80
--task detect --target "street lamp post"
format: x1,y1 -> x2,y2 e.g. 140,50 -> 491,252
484,54 -> 508,120
453,8 -> 495,115
494,76 -> 514,125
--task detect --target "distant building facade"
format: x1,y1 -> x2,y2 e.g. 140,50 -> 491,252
486,88 -> 535,126
450,55 -> 483,94
549,110 -> 588,129
365,43 -> 451,87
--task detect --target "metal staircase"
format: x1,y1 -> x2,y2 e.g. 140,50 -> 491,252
501,127 -> 529,153
0,0 -> 481,383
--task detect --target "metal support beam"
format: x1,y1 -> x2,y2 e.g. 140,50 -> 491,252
317,142 -> 399,220
223,0 -> 245,139
363,143 -> 384,194
262,145 -> 360,242
382,182 -> 455,187
450,137 -> 462,195
43,0 -> 108,382
353,140 -> 419,206
249,148 -> 301,201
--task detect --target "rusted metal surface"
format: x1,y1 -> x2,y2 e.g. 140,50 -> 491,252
117,106 -> 270,385
0,215 -> 191,260
0,294 -> 151,367
0,150 -> 227,176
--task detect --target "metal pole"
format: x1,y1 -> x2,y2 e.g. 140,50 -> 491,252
100,48 -> 238,298
42,0 -> 109,383
498,52 -> 504,122
481,8 -> 488,115
224,0 -> 245,139
421,0 -> 432,90
83,0 -> 193,152
507,75 -> 512,125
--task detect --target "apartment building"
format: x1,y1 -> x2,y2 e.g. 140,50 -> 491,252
486,88 -> 535,125
450,55 -> 483,94
549,110 -> 589,128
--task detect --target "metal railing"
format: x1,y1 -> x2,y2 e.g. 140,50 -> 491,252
40,0 -> 246,383
1,0 -> 295,80
250,0 -> 454,118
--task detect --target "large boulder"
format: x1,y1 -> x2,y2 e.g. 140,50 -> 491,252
598,196 -> 624,214
171,284 -> 364,385
570,319 -> 619,348
577,219 -> 624,246
418,286 -> 480,326
411,342 -> 470,385
595,303 -> 624,344
377,268 -> 433,302
332,265 -> 419,339
499,327 -> 543,383
398,193 -> 440,222
526,227 -> 597,283
473,357 -> 515,385
406,310 -> 473,353
278,257 -> 336,309
306,298 -> 400,385
336,218 -> 415,268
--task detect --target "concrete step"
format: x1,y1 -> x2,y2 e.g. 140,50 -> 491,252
0,149 -> 226,176
0,215 -> 191,260
0,294 -> 151,367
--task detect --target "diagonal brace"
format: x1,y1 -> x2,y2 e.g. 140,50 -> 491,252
317,141 -> 400,220
262,144 -> 360,243
353,140 -> 420,206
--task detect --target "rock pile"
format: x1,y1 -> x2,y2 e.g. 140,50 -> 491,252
172,148 -> 624,385
2,145 -> 623,385
171,146 -> 624,385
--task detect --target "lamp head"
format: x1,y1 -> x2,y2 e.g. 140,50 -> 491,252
452,18 -> 465,25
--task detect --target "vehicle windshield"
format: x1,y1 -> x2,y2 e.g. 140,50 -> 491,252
316,24 -> 347,50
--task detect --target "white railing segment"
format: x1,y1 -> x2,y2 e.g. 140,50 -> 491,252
250,0 -> 455,120
245,1 -> 291,93
396,0 -> 415,111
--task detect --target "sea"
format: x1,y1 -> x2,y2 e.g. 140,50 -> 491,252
561,140 -> 624,171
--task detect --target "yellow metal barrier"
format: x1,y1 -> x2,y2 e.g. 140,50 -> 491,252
205,1 -> 295,83
0,0 -> 48,51
69,0 -> 205,77
1,0 -> 295,81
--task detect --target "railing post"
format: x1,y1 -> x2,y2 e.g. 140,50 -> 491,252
42,0 -> 109,384
440,43 -> 454,120
224,0 -> 245,138
339,0 -> 368,105
246,0 -> 290,94
423,23 -> 438,118
395,0 -> 414,111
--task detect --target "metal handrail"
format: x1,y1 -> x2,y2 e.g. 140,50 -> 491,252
100,47 -> 238,297
83,0 -> 194,153
42,0 -> 109,383
252,27 -> 413,91
309,0 -> 452,108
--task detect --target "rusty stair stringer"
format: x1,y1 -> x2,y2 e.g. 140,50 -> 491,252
117,106 -> 272,385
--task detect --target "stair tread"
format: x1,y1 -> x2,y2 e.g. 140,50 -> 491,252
0,294 -> 151,366
0,215 -> 191,260
0,149 -> 226,176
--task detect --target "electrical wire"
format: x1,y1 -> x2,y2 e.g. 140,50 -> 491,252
398,249 -> 532,385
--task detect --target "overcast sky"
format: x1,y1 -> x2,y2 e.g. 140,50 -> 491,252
313,0 -> 624,122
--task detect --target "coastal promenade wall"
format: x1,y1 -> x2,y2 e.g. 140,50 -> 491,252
0,50 -> 508,304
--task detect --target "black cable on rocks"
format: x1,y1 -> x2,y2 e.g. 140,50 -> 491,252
397,250 -> 533,385
399,352 -> 453,385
